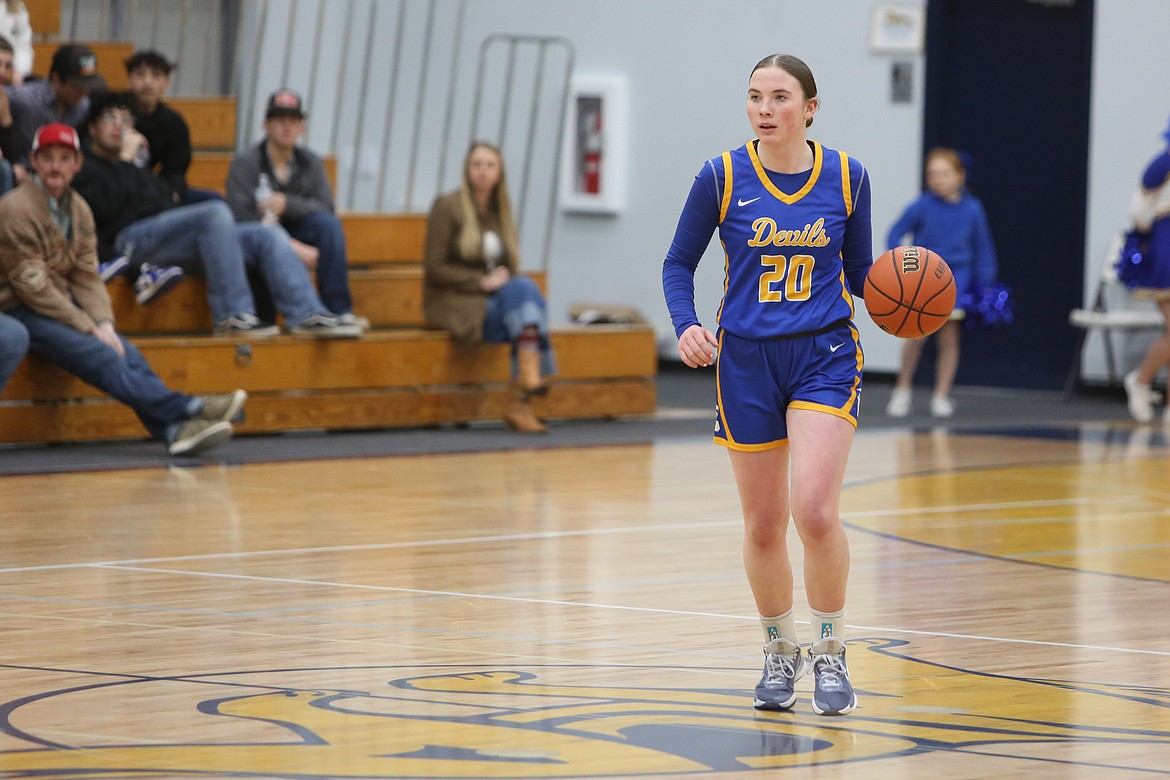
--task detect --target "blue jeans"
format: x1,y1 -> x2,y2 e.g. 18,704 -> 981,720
115,201 -> 328,327
115,200 -> 256,323
0,159 -> 14,197
287,211 -> 352,316
0,311 -> 29,395
181,187 -> 224,205
7,306 -> 195,441
236,223 -> 328,327
483,276 -> 556,378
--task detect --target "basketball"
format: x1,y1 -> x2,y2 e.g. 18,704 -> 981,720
863,246 -> 956,338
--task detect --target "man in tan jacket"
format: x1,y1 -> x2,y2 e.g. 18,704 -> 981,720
0,123 -> 244,455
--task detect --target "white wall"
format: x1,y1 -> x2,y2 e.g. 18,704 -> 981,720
511,0 -> 925,370
234,0 -> 1170,379
238,0 -> 923,371
1085,0 -> 1170,380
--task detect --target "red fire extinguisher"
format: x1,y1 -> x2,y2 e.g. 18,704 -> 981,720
582,109 -> 602,194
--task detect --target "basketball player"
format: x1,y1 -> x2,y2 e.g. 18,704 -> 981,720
661,54 -> 872,715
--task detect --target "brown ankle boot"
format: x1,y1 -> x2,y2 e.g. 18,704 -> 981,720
504,395 -> 548,434
517,348 -> 547,396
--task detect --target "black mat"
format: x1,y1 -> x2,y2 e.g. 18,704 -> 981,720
0,363 -> 1145,476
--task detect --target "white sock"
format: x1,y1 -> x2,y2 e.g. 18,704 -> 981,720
759,609 -> 798,645
811,608 -> 845,645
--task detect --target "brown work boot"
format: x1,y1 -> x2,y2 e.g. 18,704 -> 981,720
504,396 -> 548,434
517,348 -> 547,396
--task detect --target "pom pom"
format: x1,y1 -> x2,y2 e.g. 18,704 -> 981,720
958,282 -> 1015,329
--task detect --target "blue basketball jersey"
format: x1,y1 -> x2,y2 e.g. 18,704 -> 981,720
714,140 -> 861,338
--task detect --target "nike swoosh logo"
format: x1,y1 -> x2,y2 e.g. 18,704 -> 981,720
738,197 -> 761,207
829,342 -> 846,352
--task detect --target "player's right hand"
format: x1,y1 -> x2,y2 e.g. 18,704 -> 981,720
677,324 -> 718,368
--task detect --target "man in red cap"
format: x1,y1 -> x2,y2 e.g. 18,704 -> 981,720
0,122 -> 246,456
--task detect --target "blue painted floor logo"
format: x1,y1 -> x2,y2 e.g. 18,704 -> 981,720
2,639 -> 1167,777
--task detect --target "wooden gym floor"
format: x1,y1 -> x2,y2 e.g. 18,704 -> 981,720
1,397 -> 1168,778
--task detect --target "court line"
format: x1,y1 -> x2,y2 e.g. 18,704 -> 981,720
0,497 -> 1113,574
88,563 -> 1170,658
0,520 -> 741,572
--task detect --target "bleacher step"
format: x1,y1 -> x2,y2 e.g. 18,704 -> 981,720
0,326 -> 658,443
168,97 -> 236,150
101,266 -> 541,333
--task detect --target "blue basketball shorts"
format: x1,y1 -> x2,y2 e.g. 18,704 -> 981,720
713,322 -> 864,450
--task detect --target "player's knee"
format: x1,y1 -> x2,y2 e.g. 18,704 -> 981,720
793,508 -> 839,542
744,516 -> 788,550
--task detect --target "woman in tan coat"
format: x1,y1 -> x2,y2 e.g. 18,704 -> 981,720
423,141 -> 555,432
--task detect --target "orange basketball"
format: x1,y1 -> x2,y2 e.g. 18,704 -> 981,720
863,246 -> 956,338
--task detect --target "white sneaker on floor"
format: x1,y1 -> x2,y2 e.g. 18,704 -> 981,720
930,396 -> 955,418
886,388 -> 911,417
1124,370 -> 1155,423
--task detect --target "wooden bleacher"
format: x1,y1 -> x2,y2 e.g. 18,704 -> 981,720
7,29 -> 657,446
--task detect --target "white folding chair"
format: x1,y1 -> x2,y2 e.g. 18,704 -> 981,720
1064,233 -> 1165,399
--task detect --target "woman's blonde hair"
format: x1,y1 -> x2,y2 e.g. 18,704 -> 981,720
457,141 -> 520,264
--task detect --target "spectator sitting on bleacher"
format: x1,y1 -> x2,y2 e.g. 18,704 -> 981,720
0,123 -> 243,455
424,141 -> 556,433
0,310 -> 27,394
124,49 -> 218,204
1,43 -> 105,185
225,88 -> 365,330
0,0 -> 32,85
72,91 -> 361,338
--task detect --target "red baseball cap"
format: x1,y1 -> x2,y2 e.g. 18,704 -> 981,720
31,123 -> 81,153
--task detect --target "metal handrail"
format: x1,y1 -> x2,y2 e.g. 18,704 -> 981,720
472,34 -> 574,271
57,0 -> 576,275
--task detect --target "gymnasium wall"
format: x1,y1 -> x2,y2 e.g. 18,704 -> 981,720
236,0 -> 1170,379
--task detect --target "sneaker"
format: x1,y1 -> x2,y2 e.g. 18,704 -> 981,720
1124,370 -> 1155,423
753,638 -> 807,711
930,396 -> 955,418
98,255 -> 131,282
886,388 -> 911,417
213,313 -> 281,339
199,389 -> 248,423
135,263 -> 184,304
168,418 -> 233,456
290,313 -> 362,339
338,312 -> 371,330
809,636 -> 857,716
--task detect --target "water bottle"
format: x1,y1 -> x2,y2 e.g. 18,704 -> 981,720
255,173 -> 278,225
132,144 -> 150,169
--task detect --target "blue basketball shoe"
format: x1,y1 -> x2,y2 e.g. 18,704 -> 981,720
809,636 -> 857,715
753,638 -> 806,710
